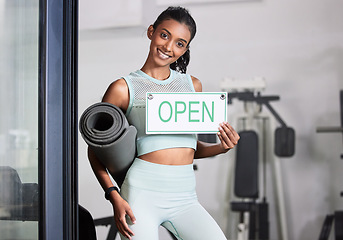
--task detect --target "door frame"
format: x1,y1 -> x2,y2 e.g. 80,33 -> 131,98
38,0 -> 78,239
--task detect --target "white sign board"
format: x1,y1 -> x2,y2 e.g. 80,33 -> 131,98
146,92 -> 227,134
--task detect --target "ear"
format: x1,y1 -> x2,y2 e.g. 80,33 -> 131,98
147,25 -> 154,40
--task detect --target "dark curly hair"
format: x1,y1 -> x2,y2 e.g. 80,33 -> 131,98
152,6 -> 197,74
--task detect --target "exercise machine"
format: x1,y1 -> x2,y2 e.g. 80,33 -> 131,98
0,166 -> 39,221
221,77 -> 295,240
317,90 -> 343,240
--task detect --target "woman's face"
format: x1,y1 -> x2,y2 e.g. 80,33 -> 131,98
148,19 -> 191,68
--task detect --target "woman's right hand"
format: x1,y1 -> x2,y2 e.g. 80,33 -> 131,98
87,148 -> 135,238
111,193 -> 136,239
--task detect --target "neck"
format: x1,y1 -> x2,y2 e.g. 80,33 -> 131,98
140,63 -> 171,80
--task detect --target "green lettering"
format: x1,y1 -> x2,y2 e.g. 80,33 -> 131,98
189,101 -> 200,122
175,101 -> 186,122
159,101 -> 172,122
202,101 -> 214,122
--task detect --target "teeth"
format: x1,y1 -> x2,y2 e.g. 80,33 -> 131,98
158,49 -> 170,59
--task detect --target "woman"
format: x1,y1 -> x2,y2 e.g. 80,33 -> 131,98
88,6 -> 240,240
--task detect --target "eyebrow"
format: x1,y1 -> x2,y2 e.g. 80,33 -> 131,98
162,28 -> 188,45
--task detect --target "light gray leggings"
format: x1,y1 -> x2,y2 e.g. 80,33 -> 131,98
119,158 -> 227,240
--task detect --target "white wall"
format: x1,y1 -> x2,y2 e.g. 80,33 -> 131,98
78,0 -> 343,239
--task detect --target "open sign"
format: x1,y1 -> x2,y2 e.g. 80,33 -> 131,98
146,92 -> 227,134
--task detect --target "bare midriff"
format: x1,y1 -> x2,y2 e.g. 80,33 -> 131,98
138,147 -> 195,165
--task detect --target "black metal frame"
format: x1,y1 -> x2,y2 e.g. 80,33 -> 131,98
38,0 -> 78,239
317,90 -> 343,240
228,92 -> 286,127
228,91 -> 296,157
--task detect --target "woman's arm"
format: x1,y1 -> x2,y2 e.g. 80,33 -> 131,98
194,122 -> 240,159
87,79 -> 136,239
88,147 -> 135,239
191,75 -> 202,92
102,78 -> 130,110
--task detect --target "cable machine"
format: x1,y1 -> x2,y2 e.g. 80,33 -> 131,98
317,90 -> 343,240
221,78 -> 295,240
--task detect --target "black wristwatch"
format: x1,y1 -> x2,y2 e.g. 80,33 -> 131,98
105,186 -> 119,200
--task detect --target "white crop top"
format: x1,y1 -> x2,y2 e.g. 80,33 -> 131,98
123,69 -> 198,156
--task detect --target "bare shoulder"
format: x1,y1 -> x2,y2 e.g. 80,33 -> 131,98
191,75 -> 202,92
102,78 -> 129,111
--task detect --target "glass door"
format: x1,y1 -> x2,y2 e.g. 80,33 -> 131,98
0,0 -> 78,239
0,0 -> 39,239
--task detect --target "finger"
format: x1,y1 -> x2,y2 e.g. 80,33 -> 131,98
219,124 -> 237,148
126,208 -> 136,224
217,125 -> 234,148
118,223 -> 134,239
115,221 -> 130,239
233,129 -> 240,142
218,124 -> 232,143
118,225 -> 131,240
219,132 -> 235,149
115,214 -> 134,239
225,122 -> 240,141
222,122 -> 239,144
121,216 -> 135,238
217,132 -> 229,149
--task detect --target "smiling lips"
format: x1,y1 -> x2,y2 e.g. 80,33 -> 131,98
157,48 -> 172,59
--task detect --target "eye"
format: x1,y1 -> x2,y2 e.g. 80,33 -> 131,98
160,32 -> 168,39
176,41 -> 185,48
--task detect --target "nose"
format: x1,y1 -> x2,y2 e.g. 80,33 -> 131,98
163,40 -> 173,52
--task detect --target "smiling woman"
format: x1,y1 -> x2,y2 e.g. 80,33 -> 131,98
146,19 -> 191,73
85,6 -> 240,240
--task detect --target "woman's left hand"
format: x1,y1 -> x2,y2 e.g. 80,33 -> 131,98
217,122 -> 240,152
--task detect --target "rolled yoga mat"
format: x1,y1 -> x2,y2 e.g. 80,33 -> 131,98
79,102 -> 137,187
